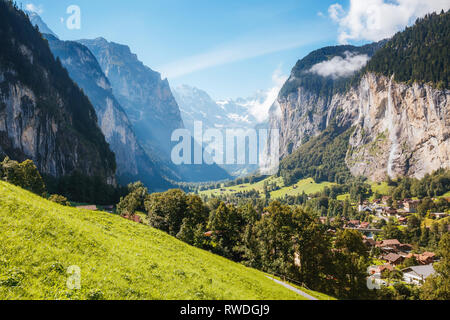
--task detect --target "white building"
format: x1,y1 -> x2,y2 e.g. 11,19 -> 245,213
402,265 -> 436,285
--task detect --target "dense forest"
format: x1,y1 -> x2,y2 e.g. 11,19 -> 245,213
279,119 -> 353,186
114,168 -> 450,300
364,10 -> 449,89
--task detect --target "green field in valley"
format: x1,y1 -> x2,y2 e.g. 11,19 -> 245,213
0,180 -> 331,300
270,178 -> 335,199
199,176 -> 335,199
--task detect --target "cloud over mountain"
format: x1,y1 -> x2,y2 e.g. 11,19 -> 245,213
309,52 -> 369,79
329,0 -> 450,44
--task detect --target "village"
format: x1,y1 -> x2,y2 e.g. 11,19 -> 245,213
319,195 -> 449,289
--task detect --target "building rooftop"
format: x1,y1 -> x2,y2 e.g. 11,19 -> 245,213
402,265 -> 436,278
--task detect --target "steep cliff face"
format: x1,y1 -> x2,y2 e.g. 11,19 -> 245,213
77,38 -> 230,182
45,35 -> 170,189
274,87 -> 330,158
272,11 -> 450,181
344,73 -> 449,181
77,38 -> 184,159
273,42 -> 384,159
272,71 -> 449,182
0,2 -> 116,184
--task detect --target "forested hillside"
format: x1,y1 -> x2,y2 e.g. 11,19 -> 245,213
364,10 -> 449,89
0,1 -> 116,192
273,9 -> 450,186
279,41 -> 385,98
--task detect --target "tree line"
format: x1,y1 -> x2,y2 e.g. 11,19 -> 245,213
115,180 -> 449,300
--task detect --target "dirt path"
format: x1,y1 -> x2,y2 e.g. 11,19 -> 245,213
266,276 -> 319,300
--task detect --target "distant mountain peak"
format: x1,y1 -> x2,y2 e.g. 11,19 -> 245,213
25,10 -> 58,39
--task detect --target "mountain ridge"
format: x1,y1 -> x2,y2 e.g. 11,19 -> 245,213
272,10 -> 449,183
78,38 -> 230,183
44,34 -> 171,190
0,1 -> 116,187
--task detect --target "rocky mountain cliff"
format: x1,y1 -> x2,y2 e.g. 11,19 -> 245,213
77,38 -> 183,160
272,42 -> 384,158
0,2 -> 116,185
344,73 -> 449,181
271,11 -> 449,182
44,35 -> 170,189
78,38 -> 230,182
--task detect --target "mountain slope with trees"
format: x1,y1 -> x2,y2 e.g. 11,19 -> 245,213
271,10 -> 449,185
0,0 -> 116,190
44,34 -> 171,190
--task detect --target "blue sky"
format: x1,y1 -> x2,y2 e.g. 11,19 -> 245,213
22,0 -> 449,99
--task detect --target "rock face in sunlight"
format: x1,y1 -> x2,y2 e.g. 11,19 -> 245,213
272,69 -> 449,181
45,35 -> 170,189
269,12 -> 449,181
344,73 -> 449,181
271,42 -> 384,159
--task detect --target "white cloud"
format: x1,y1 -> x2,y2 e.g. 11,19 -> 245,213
329,0 -> 450,44
328,4 -> 345,22
25,3 -> 43,15
309,52 -> 370,79
246,67 -> 288,123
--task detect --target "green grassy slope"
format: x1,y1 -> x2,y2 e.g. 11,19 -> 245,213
0,180 -> 320,300
199,177 -> 333,199
270,178 -> 335,199
199,176 -> 282,197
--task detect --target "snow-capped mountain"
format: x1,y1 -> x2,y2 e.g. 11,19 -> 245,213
173,85 -> 274,134
173,85 -> 276,177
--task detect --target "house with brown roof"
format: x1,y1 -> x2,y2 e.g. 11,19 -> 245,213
363,238 -> 376,248
378,239 -> 402,248
360,222 -> 370,229
419,252 -> 436,264
406,252 -> 436,265
376,239 -> 402,254
383,253 -> 404,265
347,220 -> 361,228
382,208 -> 398,217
